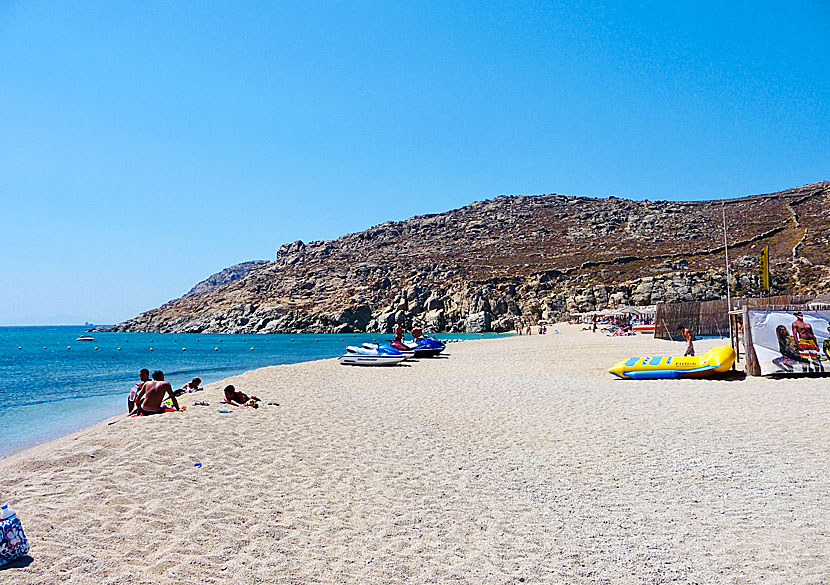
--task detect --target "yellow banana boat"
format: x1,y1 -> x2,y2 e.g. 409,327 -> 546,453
609,345 -> 736,379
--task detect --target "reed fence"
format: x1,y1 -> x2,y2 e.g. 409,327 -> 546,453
655,295 -> 816,340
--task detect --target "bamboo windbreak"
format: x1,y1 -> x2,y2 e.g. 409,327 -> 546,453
655,295 -> 817,339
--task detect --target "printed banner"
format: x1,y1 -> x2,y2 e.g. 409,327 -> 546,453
749,310 -> 830,375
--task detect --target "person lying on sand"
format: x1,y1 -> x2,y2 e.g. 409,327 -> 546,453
133,370 -> 180,415
221,385 -> 260,408
174,377 -> 203,397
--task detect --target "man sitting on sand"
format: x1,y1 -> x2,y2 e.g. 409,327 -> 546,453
133,370 -> 180,415
128,368 -> 150,413
174,377 -> 203,397
222,385 -> 261,408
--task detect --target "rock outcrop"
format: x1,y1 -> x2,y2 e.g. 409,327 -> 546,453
98,182 -> 830,334
182,261 -> 268,299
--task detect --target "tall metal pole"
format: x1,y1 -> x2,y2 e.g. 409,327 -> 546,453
722,201 -> 731,311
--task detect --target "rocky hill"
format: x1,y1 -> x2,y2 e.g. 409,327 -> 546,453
99,182 -> 830,334
182,261 -> 267,299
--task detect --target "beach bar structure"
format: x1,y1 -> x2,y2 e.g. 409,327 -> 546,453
654,295 -> 816,341
739,297 -> 830,376
655,294 -> 829,376
569,305 -> 656,324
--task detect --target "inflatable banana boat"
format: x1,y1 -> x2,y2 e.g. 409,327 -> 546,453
609,345 -> 736,379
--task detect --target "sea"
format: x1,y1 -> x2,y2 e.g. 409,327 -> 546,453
0,326 -> 505,459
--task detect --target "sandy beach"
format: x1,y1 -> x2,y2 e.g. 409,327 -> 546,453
2,326 -> 829,584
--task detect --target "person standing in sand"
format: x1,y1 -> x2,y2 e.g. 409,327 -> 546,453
133,370 -> 180,415
678,325 -> 695,356
394,323 -> 404,341
128,368 -> 151,413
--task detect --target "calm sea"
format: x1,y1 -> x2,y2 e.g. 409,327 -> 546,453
0,326 -> 503,458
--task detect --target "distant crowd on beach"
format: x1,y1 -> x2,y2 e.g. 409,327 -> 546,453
128,369 -> 260,417
515,324 -> 552,335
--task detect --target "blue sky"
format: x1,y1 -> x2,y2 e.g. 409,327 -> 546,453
1,1 -> 827,325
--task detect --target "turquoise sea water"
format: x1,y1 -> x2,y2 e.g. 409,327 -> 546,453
0,326 -> 505,458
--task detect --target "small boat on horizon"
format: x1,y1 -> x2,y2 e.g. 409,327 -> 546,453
76,335 -> 95,341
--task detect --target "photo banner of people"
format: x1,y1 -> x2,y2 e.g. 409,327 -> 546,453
749,310 -> 830,375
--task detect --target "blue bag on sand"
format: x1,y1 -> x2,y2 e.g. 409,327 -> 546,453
0,504 -> 29,565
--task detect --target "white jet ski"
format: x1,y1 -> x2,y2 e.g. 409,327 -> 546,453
362,343 -> 415,360
339,352 -> 406,366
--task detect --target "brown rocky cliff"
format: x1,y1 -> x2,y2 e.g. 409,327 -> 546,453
182,261 -> 267,299
98,182 -> 830,334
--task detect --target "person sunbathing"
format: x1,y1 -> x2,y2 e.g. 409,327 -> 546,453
174,377 -> 203,397
133,370 -> 180,415
222,385 -> 261,408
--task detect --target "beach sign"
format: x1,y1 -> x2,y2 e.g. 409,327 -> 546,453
748,310 -> 830,375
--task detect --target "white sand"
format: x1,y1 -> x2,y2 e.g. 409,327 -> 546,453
2,325 -> 829,584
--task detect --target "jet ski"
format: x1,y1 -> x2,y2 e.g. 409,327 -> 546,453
346,344 -> 404,356
339,353 -> 406,366
339,344 -> 407,366
403,337 -> 445,358
362,342 -> 415,360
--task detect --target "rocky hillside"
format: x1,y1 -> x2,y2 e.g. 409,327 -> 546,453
182,261 -> 267,299
99,182 -> 830,333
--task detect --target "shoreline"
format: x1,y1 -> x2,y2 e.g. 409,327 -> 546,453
0,354 -> 340,466
0,334 -> 496,463
0,331 -> 503,462
3,325 -> 829,584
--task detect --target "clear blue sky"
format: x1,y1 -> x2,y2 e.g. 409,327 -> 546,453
1,1 -> 827,325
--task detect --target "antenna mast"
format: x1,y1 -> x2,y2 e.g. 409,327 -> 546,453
721,201 -> 731,311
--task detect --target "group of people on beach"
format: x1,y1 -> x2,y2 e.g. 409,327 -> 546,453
127,369 -> 186,416
128,370 -> 260,416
